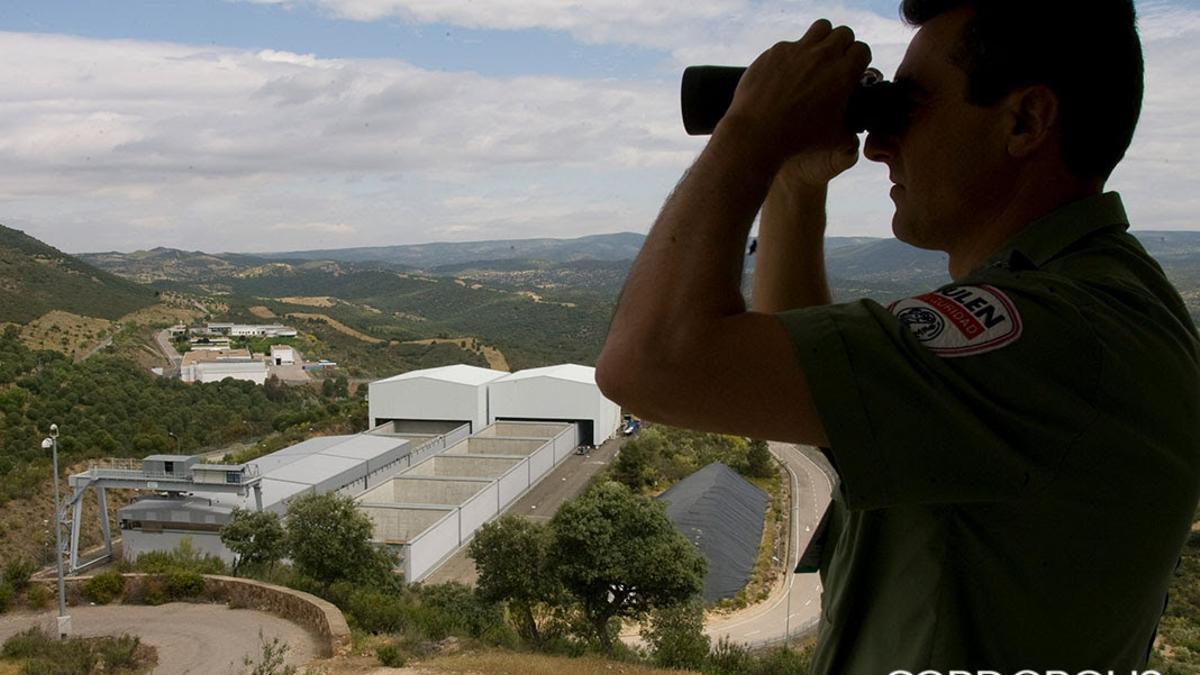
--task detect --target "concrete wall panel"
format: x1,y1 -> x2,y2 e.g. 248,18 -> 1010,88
361,506 -> 452,543
390,478 -> 488,505
465,437 -> 544,456
408,511 -> 460,581
460,483 -> 499,536
497,463 -> 529,508
528,443 -> 554,483
477,422 -> 567,438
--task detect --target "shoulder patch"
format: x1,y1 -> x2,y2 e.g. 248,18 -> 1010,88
888,284 -> 1023,357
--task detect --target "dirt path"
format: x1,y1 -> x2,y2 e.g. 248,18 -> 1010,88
0,603 -> 319,675
287,312 -> 385,344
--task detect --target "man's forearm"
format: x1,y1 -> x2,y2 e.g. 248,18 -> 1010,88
752,180 -> 833,312
604,119 -> 779,359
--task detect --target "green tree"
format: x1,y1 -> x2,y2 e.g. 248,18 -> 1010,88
548,481 -> 706,651
220,508 -> 286,575
284,493 -> 394,586
611,430 -> 662,491
468,515 -> 560,644
743,439 -> 775,479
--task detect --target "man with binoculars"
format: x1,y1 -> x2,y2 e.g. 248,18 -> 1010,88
596,0 -> 1200,672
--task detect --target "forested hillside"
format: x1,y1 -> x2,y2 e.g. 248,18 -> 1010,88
0,326 -> 359,506
0,225 -> 156,323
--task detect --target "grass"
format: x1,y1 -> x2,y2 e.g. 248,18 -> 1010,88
419,651 -> 699,675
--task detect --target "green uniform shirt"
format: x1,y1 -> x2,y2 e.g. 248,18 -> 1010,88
778,193 -> 1200,673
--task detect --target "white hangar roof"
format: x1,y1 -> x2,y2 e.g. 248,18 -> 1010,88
373,364 -> 508,387
492,364 -> 596,385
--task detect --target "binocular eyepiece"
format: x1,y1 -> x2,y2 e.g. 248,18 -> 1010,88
680,65 -> 908,136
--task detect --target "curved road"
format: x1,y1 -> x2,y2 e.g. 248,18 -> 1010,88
0,603 -> 319,674
704,442 -> 834,646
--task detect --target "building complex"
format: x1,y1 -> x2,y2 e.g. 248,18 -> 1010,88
85,363 -> 620,582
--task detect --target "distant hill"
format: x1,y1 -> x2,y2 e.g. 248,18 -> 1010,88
259,232 -> 648,268
0,225 -> 157,323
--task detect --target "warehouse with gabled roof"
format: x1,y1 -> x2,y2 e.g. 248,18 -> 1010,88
368,364 -> 508,432
487,364 -> 620,446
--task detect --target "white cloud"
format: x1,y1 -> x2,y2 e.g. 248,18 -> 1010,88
1,1 -> 1198,254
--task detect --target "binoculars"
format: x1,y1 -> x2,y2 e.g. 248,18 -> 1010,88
680,65 -> 908,136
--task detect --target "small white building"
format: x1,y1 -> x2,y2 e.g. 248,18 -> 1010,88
487,364 -> 621,446
206,323 -> 297,338
230,324 -> 297,338
182,360 -> 269,385
369,365 -> 508,433
270,345 -> 296,365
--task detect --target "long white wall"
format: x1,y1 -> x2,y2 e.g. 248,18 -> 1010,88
365,423 -> 578,582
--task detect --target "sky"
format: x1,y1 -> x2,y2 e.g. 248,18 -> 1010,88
0,0 -> 1197,254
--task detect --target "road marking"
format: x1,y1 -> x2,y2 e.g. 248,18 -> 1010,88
804,599 -> 812,606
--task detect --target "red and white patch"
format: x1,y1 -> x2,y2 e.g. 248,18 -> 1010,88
888,284 -> 1023,357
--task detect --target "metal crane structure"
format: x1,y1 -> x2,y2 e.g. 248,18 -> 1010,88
63,455 -> 262,574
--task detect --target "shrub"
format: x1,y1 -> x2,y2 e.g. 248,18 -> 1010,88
0,581 -> 11,614
642,600 -> 710,670
163,570 -> 205,600
749,645 -> 814,675
418,582 -> 503,639
141,576 -> 167,606
96,634 -> 142,670
376,643 -> 406,668
1,626 -> 51,658
344,589 -> 407,634
242,631 -> 296,675
705,635 -> 754,675
134,538 -> 226,575
3,558 -> 36,592
0,627 -> 100,675
25,584 -> 52,610
83,571 -> 126,604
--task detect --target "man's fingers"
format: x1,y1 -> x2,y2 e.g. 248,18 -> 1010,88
798,19 -> 833,46
824,25 -> 856,52
841,40 -> 873,77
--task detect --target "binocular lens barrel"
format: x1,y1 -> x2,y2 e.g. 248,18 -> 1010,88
681,65 -> 896,136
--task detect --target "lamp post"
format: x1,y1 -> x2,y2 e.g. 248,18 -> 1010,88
42,424 -> 69,638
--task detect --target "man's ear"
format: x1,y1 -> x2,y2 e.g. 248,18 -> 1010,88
1005,85 -> 1059,159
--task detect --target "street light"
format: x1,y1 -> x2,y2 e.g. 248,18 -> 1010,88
42,424 -> 70,639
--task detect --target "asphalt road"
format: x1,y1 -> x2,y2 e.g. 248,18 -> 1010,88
703,442 -> 834,646
0,603 -> 319,674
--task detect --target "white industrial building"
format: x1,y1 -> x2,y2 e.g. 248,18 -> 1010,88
116,425 -> 469,565
368,363 -> 620,446
181,359 -> 269,385
206,323 -> 298,338
488,364 -> 620,446
369,364 -> 508,433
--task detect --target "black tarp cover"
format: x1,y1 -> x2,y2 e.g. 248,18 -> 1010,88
656,462 -> 769,602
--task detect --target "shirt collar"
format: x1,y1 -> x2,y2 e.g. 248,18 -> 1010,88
984,191 -> 1129,271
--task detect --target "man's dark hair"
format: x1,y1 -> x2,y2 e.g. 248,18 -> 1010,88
900,0 -> 1143,180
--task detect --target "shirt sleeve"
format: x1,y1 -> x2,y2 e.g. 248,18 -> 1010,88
776,277 -> 1103,511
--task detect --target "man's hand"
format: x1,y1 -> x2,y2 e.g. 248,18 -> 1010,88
721,19 -> 871,183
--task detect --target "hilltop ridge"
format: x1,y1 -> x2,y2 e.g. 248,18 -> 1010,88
0,224 -> 157,323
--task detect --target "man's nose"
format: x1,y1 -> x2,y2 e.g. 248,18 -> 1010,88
863,131 -> 893,164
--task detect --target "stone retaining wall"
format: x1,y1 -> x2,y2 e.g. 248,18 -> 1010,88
46,573 -> 351,658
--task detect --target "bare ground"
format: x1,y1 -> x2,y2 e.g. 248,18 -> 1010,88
399,337 -> 510,371
0,603 -> 319,675
287,313 -> 385,344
